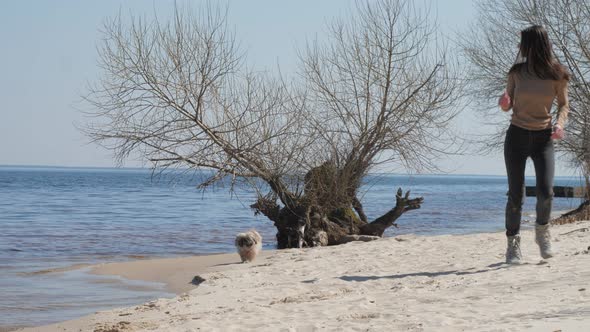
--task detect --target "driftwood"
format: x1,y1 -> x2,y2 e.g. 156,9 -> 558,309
525,186 -> 586,198
337,235 -> 381,244
559,227 -> 589,236
552,200 -> 590,225
358,189 -> 423,236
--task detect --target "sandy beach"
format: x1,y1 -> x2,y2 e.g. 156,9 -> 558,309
15,220 -> 590,332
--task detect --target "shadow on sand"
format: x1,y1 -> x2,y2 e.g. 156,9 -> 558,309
338,262 -> 509,282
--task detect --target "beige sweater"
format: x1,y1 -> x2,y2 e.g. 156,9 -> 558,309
506,69 -> 569,130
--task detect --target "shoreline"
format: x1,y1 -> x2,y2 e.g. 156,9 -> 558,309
1,327 -> 23,332
3,251 -> 257,331
90,251 -> 273,294
14,220 -> 590,331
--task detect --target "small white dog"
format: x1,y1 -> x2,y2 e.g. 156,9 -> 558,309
235,230 -> 262,263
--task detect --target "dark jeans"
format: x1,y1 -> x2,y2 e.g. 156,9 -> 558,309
504,124 -> 554,236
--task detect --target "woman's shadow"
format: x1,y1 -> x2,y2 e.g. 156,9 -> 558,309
338,262 -> 509,282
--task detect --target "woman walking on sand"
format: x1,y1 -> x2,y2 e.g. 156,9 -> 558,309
498,25 -> 570,264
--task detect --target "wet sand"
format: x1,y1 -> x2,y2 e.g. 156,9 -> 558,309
90,251 -> 272,294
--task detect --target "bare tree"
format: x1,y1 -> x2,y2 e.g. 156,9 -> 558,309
461,0 -> 590,221
85,0 -> 463,248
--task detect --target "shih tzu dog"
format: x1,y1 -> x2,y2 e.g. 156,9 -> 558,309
235,230 -> 262,263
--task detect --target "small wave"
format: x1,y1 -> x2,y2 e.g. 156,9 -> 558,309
125,255 -> 150,260
20,263 -> 92,276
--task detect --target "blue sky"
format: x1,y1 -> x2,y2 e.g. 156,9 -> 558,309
0,0 -> 577,176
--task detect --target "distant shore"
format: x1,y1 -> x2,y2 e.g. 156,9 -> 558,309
15,220 -> 590,332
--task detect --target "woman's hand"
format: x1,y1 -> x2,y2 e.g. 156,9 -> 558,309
498,91 -> 511,111
551,125 -> 564,140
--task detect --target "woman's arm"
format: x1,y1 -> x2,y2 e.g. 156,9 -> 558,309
499,73 -> 515,111
551,79 -> 569,140
555,79 -> 569,128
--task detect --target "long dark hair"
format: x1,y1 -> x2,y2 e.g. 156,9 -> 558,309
509,25 -> 570,81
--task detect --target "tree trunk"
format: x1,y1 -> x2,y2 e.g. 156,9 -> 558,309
251,188 -> 423,248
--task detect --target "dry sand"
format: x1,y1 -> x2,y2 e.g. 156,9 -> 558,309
17,221 -> 590,332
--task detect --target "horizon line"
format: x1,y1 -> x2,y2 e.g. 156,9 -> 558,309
1,163 -> 582,178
